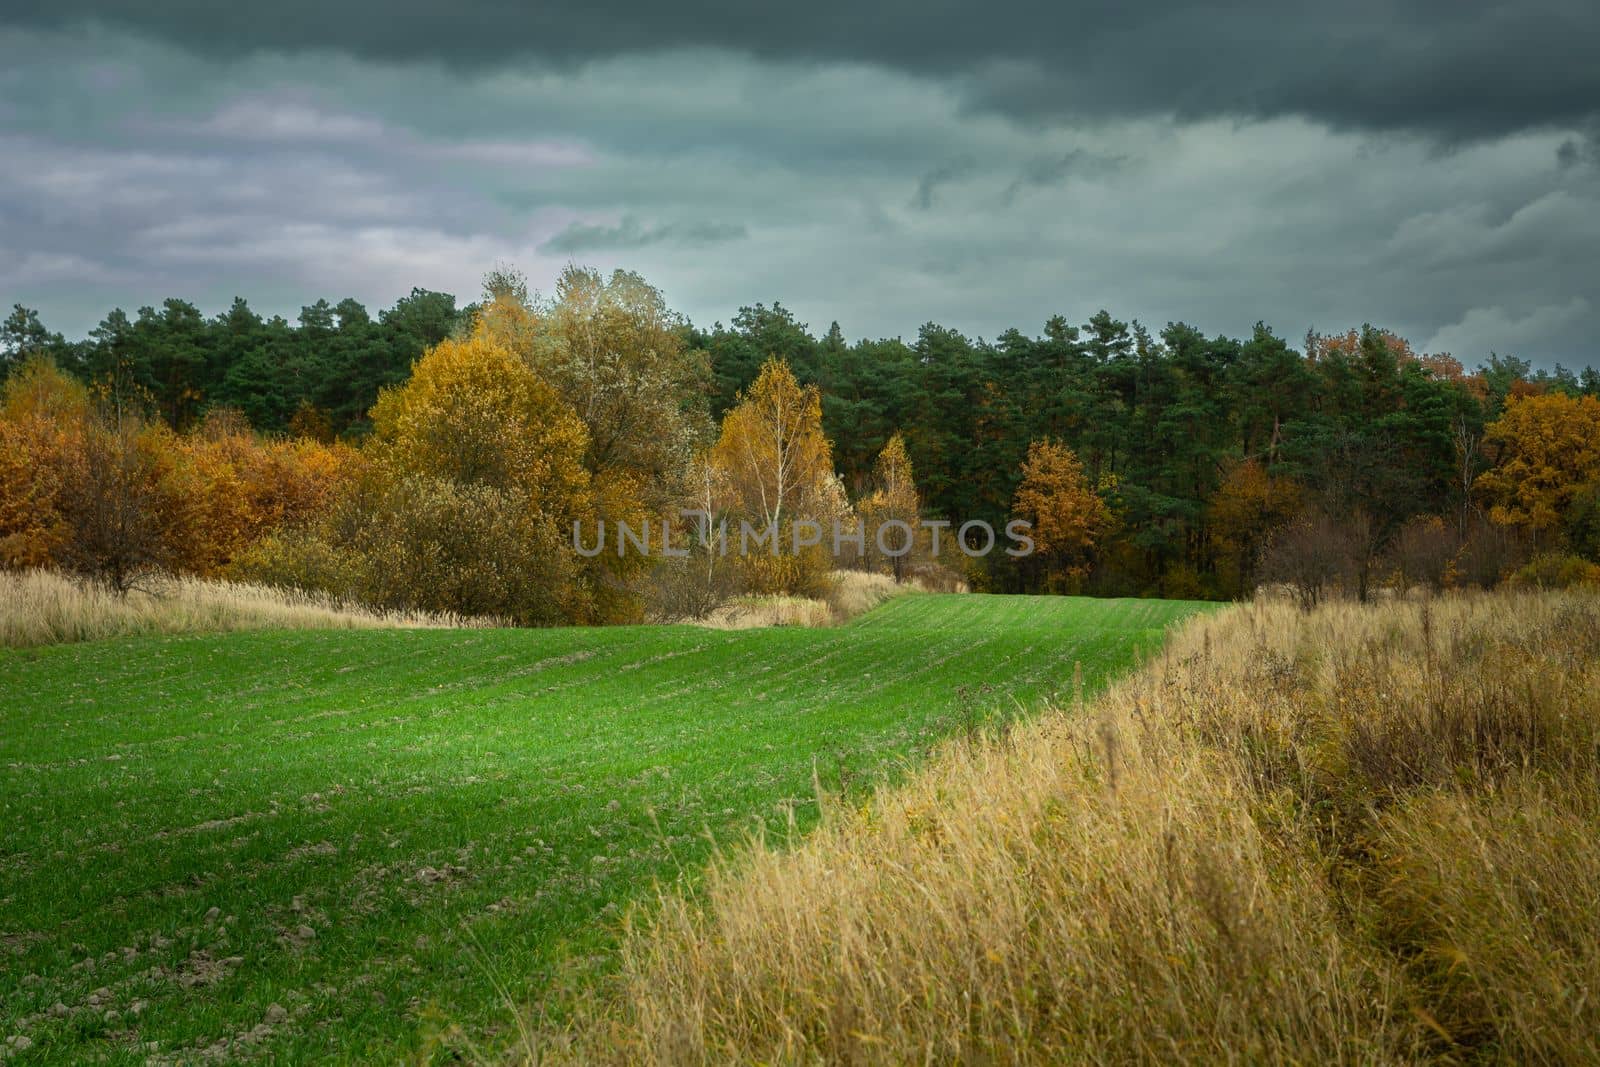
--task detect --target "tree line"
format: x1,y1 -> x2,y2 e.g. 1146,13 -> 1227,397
2,291 -> 462,437
3,267 -> 1599,619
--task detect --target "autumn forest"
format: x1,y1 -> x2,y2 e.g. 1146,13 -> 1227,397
3,265 -> 1599,624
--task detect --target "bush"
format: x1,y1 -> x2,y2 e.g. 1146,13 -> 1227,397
641,545 -> 740,621
1566,482 -> 1600,561
55,410 -> 169,593
905,560 -> 966,593
1260,509 -> 1358,607
734,537 -> 835,599
339,473 -> 584,626
154,412 -> 358,576
1160,561 -> 1216,600
228,528 -> 363,601
1509,552 -> 1600,590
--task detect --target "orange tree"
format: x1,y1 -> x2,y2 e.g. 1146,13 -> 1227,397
153,411 -> 359,577
0,357 -> 88,567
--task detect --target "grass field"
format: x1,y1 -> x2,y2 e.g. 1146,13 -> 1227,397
566,590 -> 1600,1064
0,593 -> 1206,1063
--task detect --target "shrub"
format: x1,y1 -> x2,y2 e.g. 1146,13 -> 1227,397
641,544 -> 740,621
0,357 -> 87,568
55,409 -> 169,593
228,527 -> 364,601
154,412 -> 358,576
1260,509 -> 1357,607
1509,552 -> 1600,590
1160,560 -> 1215,600
337,473 -> 584,626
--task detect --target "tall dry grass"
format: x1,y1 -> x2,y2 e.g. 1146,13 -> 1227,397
694,570 -> 918,630
0,568 -> 475,648
550,589 -> 1600,1064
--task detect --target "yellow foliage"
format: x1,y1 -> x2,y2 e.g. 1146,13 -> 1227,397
1012,438 -> 1112,586
371,331 -> 590,512
476,265 -> 710,506
858,433 -> 926,578
2,355 -> 89,423
0,418 -> 72,567
354,330 -> 599,623
710,358 -> 846,595
712,359 -> 835,530
1476,392 -> 1600,537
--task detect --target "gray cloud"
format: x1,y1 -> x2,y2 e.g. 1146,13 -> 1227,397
0,24 -> 1596,371
541,216 -> 747,254
913,157 -> 977,211
1425,298 -> 1592,360
5,2 -> 1599,138
1003,149 -> 1127,204
1556,122 -> 1600,170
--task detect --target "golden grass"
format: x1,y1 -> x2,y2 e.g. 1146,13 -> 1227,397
824,569 -> 907,618
693,570 -> 918,630
550,589 -> 1600,1064
695,594 -> 835,630
0,568 -> 475,648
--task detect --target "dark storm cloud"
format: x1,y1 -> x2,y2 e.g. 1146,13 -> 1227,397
2,20 -> 1597,370
8,1 -> 1599,139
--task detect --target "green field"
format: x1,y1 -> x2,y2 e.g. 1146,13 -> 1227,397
0,594 -> 1206,1062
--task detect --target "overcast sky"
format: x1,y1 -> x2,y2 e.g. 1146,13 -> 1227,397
2,2 -> 1597,368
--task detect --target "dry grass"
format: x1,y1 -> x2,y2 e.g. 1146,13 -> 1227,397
0,568 -> 475,648
694,570 -> 920,630
696,594 -> 835,630
825,569 -> 908,618
551,589 -> 1600,1064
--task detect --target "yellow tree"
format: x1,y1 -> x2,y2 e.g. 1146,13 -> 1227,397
710,357 -> 844,594
371,331 -> 589,507
713,358 -> 835,531
357,330 -> 597,623
474,266 -> 709,619
1475,393 -> 1600,543
858,433 -> 923,579
1012,439 -> 1113,591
